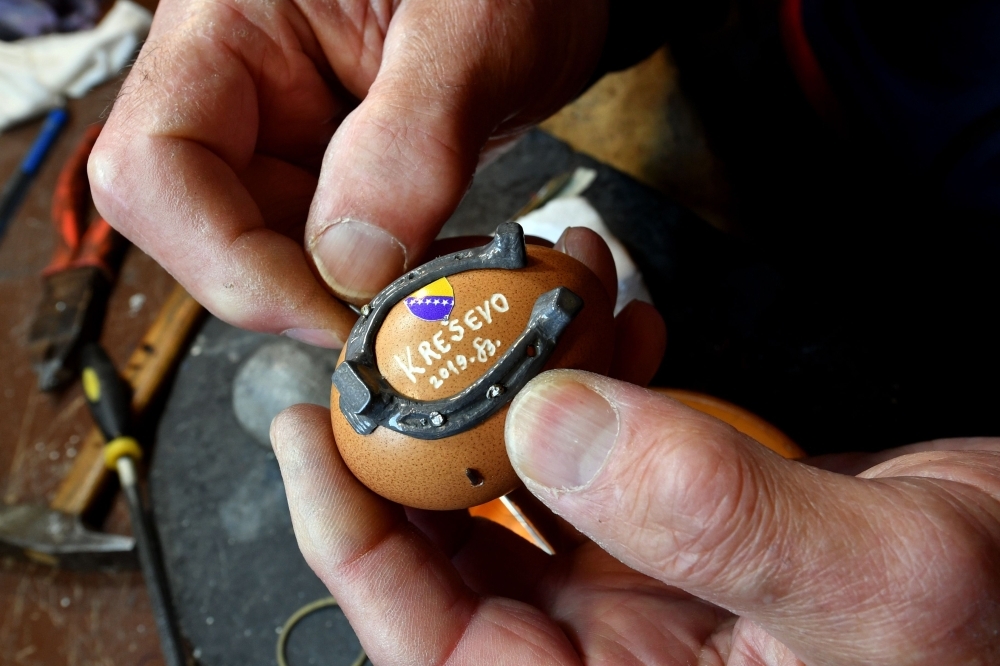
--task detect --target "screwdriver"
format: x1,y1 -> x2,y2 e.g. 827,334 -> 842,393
81,344 -> 188,666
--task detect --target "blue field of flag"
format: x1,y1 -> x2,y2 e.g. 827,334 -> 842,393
404,277 -> 456,321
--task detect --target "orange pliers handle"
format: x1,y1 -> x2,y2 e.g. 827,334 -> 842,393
43,124 -> 117,278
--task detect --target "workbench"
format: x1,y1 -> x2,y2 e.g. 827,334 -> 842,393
0,82 -> 178,664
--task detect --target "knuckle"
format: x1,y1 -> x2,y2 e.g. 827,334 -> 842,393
849,493 -> 1000,657
915,507 -> 1000,611
355,102 -> 470,194
614,423 -> 777,585
86,144 -> 118,206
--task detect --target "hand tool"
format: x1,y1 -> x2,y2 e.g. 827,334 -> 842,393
510,170 -> 574,220
0,284 -> 204,568
82,343 -> 188,666
26,123 -> 126,391
0,108 -> 69,245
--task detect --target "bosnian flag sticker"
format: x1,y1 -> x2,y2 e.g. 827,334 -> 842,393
404,277 -> 455,322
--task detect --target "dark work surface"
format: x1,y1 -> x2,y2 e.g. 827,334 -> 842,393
151,318 -> 360,666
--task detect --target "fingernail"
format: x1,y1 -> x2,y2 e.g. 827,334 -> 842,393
553,228 -> 569,253
553,228 -> 585,259
506,374 -> 619,490
282,328 -> 343,349
310,219 -> 406,303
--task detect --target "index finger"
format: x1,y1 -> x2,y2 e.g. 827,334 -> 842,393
89,0 -> 355,346
270,405 -> 581,664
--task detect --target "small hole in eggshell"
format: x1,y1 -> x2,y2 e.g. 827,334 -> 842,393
465,468 -> 485,487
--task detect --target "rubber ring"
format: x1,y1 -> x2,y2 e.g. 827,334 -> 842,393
276,596 -> 367,666
103,436 -> 142,469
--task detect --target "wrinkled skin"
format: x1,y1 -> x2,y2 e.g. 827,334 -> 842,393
90,0 -> 607,346
91,0 -> 1000,663
271,235 -> 1000,666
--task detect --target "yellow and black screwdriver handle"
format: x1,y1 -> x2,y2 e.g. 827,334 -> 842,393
81,344 -> 143,470
81,343 -> 189,666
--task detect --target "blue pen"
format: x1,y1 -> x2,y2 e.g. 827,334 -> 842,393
0,108 -> 70,245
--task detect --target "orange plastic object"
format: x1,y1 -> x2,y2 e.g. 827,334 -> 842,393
653,387 -> 804,459
469,499 -> 530,541
44,124 -> 116,278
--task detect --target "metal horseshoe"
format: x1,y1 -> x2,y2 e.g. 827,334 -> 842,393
332,222 -> 582,440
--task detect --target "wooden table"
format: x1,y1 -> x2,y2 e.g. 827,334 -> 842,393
0,71 -> 179,663
0,40 -> 720,664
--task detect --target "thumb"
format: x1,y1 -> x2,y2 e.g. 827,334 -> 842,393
306,0 -> 607,304
505,370 -> 1000,664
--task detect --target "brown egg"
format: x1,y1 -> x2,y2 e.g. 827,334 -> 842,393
331,241 -> 614,510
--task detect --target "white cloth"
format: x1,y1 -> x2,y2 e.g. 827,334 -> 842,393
0,0 -> 152,131
517,184 -> 654,315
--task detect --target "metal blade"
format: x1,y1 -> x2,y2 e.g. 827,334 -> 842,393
0,503 -> 136,569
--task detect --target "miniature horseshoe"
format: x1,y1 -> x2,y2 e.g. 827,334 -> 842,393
334,224 -> 584,439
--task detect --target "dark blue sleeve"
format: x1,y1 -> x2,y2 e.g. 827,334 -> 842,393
802,0 -> 1000,217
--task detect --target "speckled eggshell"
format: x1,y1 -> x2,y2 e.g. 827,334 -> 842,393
330,244 -> 615,510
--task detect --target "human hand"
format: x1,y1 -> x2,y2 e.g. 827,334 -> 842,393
271,230 -> 1000,664
89,0 -> 609,347
499,381 -> 1000,665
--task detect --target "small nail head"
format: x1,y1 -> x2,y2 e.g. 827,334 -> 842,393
486,384 -> 505,399
429,412 -> 445,427
361,304 -> 370,316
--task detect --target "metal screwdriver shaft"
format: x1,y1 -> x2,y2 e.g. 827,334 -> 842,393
81,344 -> 187,666
117,456 -> 186,666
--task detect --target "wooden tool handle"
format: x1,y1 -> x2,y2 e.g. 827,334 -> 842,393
50,284 -> 204,516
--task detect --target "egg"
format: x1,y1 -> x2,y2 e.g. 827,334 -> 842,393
330,239 -> 614,510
